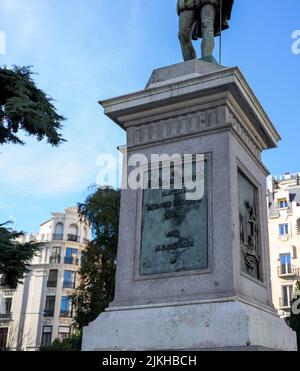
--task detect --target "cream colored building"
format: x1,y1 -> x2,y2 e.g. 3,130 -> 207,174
267,173 -> 300,318
0,207 -> 89,351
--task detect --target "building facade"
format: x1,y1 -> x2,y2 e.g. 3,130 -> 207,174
267,173 -> 300,318
0,207 -> 89,351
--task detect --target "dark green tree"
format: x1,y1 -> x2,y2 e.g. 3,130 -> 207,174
0,223 -> 41,289
40,332 -> 82,352
73,187 -> 120,330
0,66 -> 65,146
289,281 -> 300,351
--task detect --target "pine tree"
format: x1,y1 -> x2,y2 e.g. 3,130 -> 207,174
0,66 -> 65,146
0,223 -> 41,289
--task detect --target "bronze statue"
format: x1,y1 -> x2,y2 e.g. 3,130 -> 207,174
177,0 -> 234,62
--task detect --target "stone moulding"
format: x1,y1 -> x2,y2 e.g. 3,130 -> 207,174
82,297 -> 297,351
127,106 -> 226,147
100,65 -> 280,152
127,104 -> 262,161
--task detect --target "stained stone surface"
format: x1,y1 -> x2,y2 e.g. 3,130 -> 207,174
146,59 -> 226,89
82,299 -> 297,351
82,61 -> 296,351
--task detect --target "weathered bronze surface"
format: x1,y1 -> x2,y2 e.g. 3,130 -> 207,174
140,163 -> 208,276
177,0 -> 234,62
238,171 -> 262,281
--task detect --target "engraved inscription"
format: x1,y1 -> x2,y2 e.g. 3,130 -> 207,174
140,162 -> 208,275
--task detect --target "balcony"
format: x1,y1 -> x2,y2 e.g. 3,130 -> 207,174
63,281 -> 76,289
279,298 -> 291,310
0,313 -> 12,321
277,265 -> 300,278
44,309 -> 55,317
83,238 -> 89,245
52,234 -> 63,241
47,280 -> 58,289
67,234 -> 79,242
60,311 -> 73,318
64,257 -> 79,265
49,255 -> 61,264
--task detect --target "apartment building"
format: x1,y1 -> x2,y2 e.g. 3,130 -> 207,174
0,206 -> 89,351
267,173 -> 300,318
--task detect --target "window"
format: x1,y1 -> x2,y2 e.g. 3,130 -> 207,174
50,247 -> 61,264
281,285 -> 293,308
41,326 -> 52,347
60,297 -> 73,318
47,270 -> 58,288
68,224 -> 79,242
279,224 -> 289,236
44,296 -> 55,317
63,271 -> 76,289
64,248 -> 79,265
278,199 -> 288,209
5,298 -> 12,315
279,254 -> 292,275
53,223 -> 64,241
0,328 -> 8,351
292,245 -> 298,259
0,298 -> 11,319
58,327 -> 71,341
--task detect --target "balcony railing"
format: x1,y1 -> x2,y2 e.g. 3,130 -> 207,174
60,310 -> 73,318
49,256 -> 61,264
67,234 -> 79,242
64,257 -> 79,265
279,298 -> 291,309
0,313 -> 12,321
277,265 -> 300,277
44,309 -> 55,317
52,234 -> 63,241
63,281 -> 76,289
52,234 -> 84,243
47,280 -> 58,288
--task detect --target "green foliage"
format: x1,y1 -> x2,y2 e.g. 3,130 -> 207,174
0,223 -> 41,288
0,65 -> 65,146
73,187 -> 120,329
40,332 -> 82,352
289,281 -> 300,350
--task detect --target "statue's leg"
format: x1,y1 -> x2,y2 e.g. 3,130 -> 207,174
178,10 -> 197,61
201,4 -> 216,58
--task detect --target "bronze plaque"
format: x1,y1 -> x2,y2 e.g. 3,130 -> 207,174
238,171 -> 262,281
140,162 -> 208,276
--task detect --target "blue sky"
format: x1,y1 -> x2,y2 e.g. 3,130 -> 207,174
0,0 -> 299,232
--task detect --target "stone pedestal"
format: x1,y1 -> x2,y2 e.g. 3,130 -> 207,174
82,60 -> 297,351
